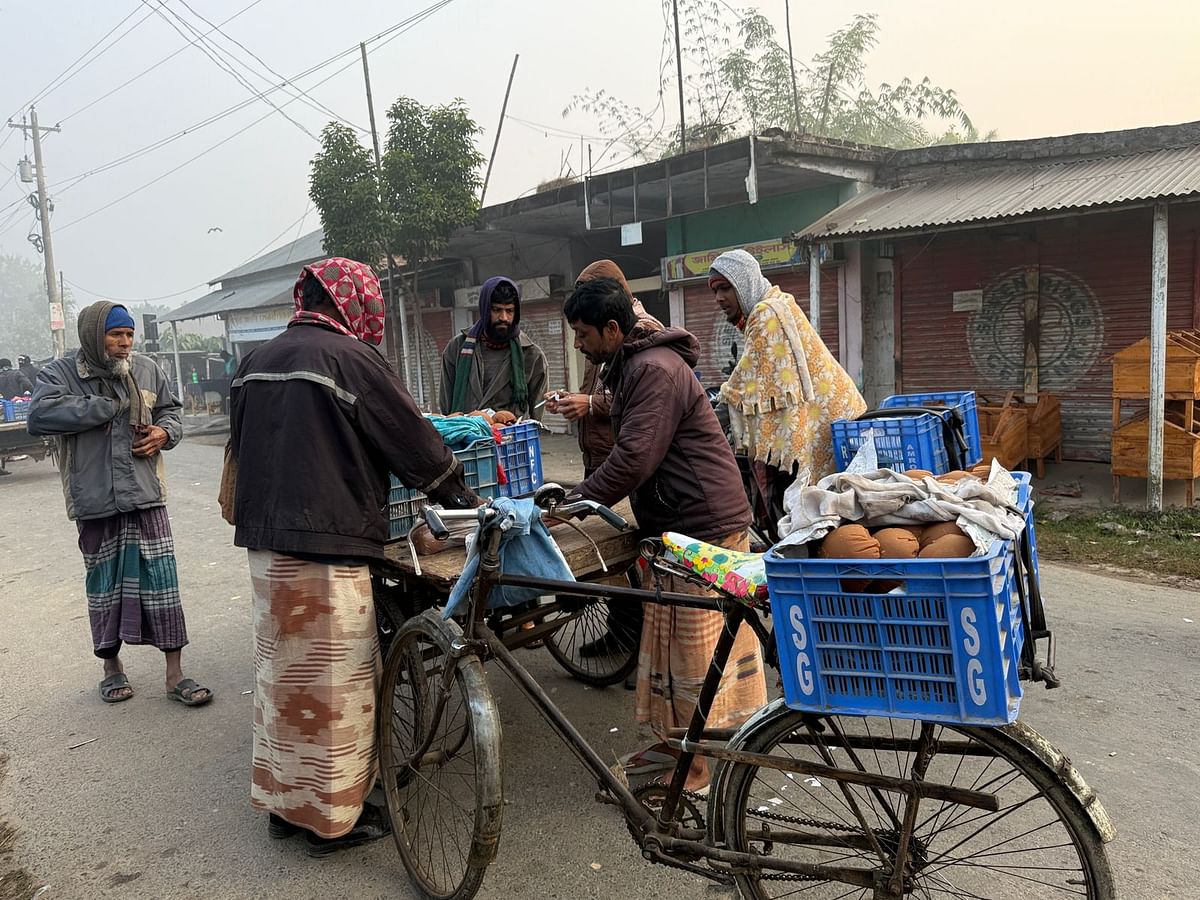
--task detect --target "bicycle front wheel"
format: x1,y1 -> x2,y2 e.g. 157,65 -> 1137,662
378,610 -> 503,900
716,704 -> 1115,899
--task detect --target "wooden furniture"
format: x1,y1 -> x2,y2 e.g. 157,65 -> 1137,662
1013,392 -> 1063,478
978,394 -> 1029,471
1110,331 -> 1200,505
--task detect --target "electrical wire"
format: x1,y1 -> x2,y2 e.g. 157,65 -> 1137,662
172,0 -> 364,131
59,0 -> 268,124
7,4 -> 160,121
52,0 -> 455,234
49,0 -> 455,196
63,276 -> 206,303
140,0 -> 318,140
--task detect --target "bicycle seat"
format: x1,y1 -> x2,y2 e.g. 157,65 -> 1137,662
661,531 -> 769,604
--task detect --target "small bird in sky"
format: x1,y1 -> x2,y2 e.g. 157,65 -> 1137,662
207,226 -> 223,233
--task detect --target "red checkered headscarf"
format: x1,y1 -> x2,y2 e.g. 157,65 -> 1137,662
292,257 -> 386,346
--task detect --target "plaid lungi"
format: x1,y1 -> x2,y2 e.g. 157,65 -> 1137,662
248,551 -> 380,839
635,529 -> 767,735
77,506 -> 188,656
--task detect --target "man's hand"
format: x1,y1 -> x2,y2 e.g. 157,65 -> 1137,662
544,391 -> 590,422
132,425 -> 169,457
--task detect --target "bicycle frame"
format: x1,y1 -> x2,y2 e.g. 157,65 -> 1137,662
411,518 -> 1002,889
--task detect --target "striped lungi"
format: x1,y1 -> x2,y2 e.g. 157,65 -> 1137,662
635,529 -> 767,735
76,506 -> 188,656
248,551 -> 380,839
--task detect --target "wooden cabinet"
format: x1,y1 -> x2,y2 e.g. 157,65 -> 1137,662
1110,331 -> 1200,505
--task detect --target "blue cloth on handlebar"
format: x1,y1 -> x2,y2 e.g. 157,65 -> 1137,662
428,414 -> 494,449
444,497 -> 575,618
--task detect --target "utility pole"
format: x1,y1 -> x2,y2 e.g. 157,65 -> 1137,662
480,53 -> 519,207
672,0 -> 686,154
359,42 -> 414,394
784,0 -> 802,133
9,108 -> 65,356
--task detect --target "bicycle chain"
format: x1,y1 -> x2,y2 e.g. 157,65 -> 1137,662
744,806 -> 885,884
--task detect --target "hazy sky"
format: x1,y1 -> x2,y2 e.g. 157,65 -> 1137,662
0,0 -> 1196,310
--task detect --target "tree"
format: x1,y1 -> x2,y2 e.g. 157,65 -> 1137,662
309,97 -> 484,397
0,253 -> 77,361
567,6 -> 989,161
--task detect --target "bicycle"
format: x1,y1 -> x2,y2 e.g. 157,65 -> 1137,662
376,487 -> 1116,900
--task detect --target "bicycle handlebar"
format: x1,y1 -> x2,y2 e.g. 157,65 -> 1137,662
421,498 -> 629,536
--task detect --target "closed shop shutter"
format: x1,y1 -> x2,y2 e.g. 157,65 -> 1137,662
517,300 -> 569,431
896,207 -> 1199,461
682,266 -> 841,388
413,308 -> 452,407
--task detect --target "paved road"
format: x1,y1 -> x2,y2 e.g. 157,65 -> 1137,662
0,437 -> 1196,899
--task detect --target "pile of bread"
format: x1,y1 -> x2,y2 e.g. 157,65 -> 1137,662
817,463 -> 993,566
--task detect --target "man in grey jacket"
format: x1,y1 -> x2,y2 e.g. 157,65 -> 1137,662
28,302 -> 212,707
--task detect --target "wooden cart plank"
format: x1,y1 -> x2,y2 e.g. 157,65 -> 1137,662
379,499 -> 640,591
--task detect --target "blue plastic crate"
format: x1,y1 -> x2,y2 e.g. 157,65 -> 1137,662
879,391 -> 983,468
831,413 -> 950,474
766,481 -> 1032,726
495,421 -> 543,498
2,399 -> 30,422
388,438 -> 500,540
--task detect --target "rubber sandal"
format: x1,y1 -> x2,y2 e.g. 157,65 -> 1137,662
167,677 -> 213,707
620,744 -> 678,777
99,672 -> 133,703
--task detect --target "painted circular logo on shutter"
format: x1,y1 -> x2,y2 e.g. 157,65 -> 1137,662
967,266 -> 1104,391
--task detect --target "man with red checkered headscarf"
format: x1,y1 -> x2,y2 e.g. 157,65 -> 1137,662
228,257 -> 480,857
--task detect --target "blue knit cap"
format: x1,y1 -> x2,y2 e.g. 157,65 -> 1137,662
104,305 -> 136,332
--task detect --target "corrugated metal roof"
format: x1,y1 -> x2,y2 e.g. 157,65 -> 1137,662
161,275 -> 293,323
213,228 -> 326,283
799,145 -> 1200,239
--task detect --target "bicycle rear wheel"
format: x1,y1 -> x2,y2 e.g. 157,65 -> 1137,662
378,610 -> 503,900
716,702 -> 1115,899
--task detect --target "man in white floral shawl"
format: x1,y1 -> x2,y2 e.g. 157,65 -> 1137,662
710,249 -> 865,540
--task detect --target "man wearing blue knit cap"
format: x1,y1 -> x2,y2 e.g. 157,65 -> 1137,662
28,300 -> 212,707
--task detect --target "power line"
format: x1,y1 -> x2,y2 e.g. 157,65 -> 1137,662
53,0 -> 457,234
140,0 -> 319,140
49,0 -> 455,196
59,0 -> 268,124
9,4 -> 159,120
63,276 -> 206,303
173,0 -> 363,131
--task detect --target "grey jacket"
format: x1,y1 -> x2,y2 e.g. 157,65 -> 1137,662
27,353 -> 183,521
438,330 -> 548,420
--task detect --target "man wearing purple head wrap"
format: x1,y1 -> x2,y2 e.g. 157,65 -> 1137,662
438,276 -> 547,419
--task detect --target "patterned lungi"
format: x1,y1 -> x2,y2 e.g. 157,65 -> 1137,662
635,529 -> 767,735
248,551 -> 380,839
76,506 -> 188,657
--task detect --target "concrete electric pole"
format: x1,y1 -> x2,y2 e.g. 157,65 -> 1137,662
9,108 -> 65,357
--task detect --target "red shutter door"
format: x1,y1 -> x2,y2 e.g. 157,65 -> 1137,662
898,208 -> 1200,461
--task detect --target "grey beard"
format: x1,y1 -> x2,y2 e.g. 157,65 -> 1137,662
103,356 -> 131,377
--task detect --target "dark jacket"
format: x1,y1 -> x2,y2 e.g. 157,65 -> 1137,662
0,367 -> 32,398
576,302 -> 664,474
229,320 -> 471,561
27,353 -> 183,520
577,327 -> 751,543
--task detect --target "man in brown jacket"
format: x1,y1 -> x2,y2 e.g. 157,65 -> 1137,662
546,261 -> 662,665
565,277 -> 766,791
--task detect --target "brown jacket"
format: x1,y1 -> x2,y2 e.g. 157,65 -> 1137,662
576,327 -> 751,544
576,300 -> 664,473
